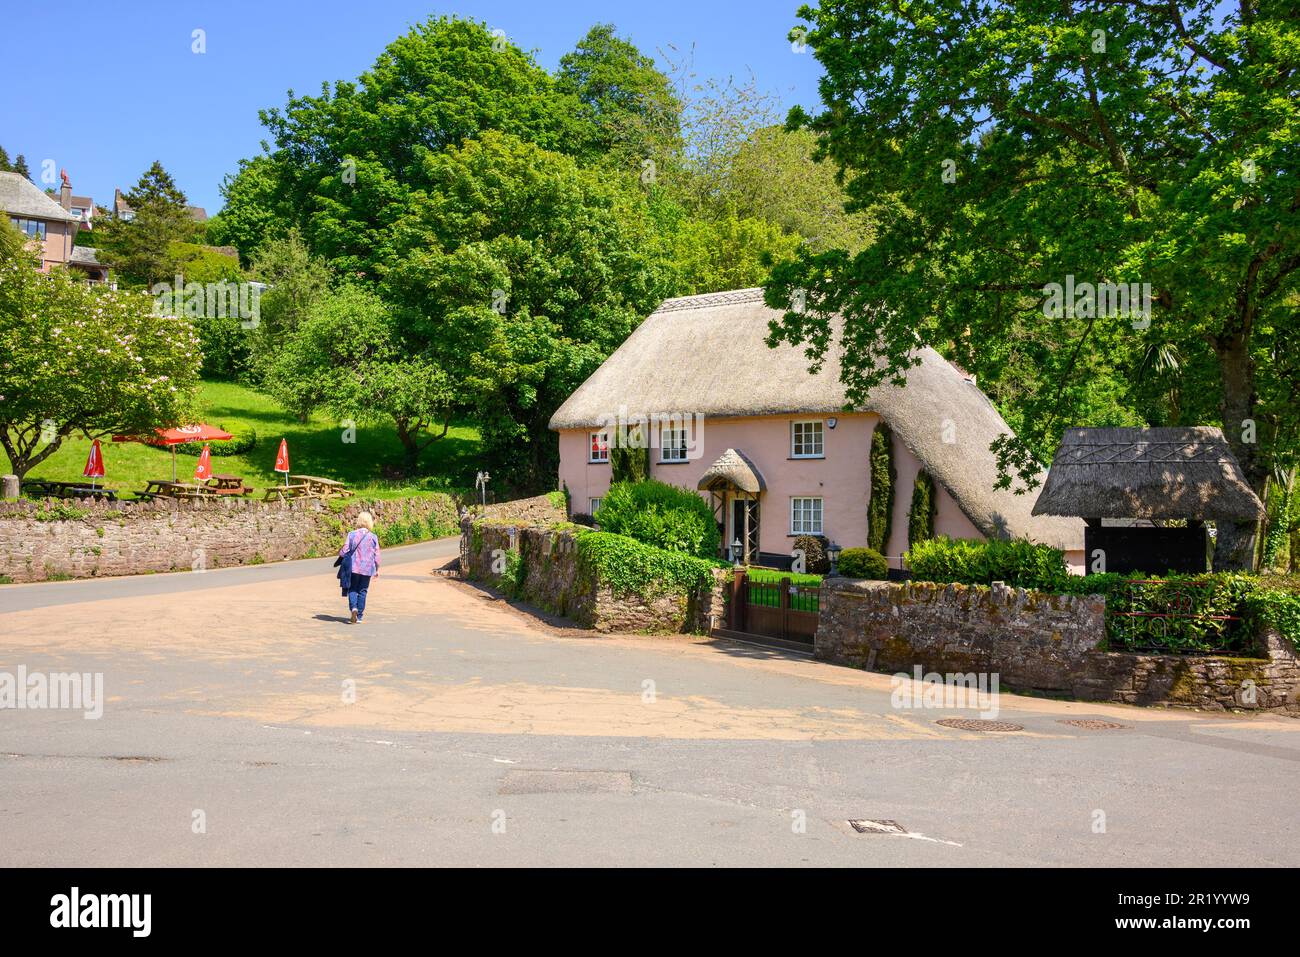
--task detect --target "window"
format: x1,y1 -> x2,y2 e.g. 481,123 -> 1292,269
588,431 -> 609,463
660,427 -> 688,462
791,420 -> 824,458
590,498 -> 602,514
8,217 -> 47,240
790,497 -> 823,535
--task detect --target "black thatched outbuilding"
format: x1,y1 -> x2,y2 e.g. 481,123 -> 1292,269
1032,427 -> 1265,573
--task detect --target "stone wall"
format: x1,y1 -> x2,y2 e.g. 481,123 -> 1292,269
0,494 -> 460,583
460,519 -> 724,634
815,578 -> 1300,713
463,493 -> 567,527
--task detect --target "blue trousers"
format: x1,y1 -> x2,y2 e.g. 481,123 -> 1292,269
348,574 -> 372,619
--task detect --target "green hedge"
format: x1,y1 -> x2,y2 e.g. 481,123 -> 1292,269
906,536 -> 1300,654
576,530 -> 721,599
593,480 -> 719,558
172,429 -> 257,456
908,470 -> 936,546
838,547 -> 888,580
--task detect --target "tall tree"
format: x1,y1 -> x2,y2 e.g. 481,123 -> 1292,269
768,0 -> 1300,570
97,161 -> 194,287
556,23 -> 683,172
12,154 -> 30,179
0,146 -> 11,172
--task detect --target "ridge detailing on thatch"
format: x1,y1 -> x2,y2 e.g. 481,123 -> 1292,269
697,448 -> 766,494
1032,427 -> 1266,522
550,288 -> 1082,550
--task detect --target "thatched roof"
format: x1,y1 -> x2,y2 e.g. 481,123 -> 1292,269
698,448 -> 765,493
1032,427 -> 1265,521
0,171 -> 77,222
550,288 -> 1082,549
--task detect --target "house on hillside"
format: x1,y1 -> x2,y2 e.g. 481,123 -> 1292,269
1,170 -> 109,284
113,187 -> 207,223
549,288 -> 1084,571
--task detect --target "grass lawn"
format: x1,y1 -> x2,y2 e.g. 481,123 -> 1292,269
5,380 -> 482,499
743,567 -> 822,612
744,567 -> 824,586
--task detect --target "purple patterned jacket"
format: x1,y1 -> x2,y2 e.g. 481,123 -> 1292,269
340,528 -> 380,577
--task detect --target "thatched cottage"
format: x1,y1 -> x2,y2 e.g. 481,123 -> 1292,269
549,288 -> 1083,571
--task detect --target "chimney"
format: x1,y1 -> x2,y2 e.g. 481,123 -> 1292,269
59,169 -> 72,210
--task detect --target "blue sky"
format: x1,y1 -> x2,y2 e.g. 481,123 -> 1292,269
2,0 -> 822,214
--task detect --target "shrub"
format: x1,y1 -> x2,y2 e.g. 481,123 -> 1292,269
792,534 -> 829,574
593,480 -> 719,558
576,531 -> 720,598
570,512 -> 597,527
173,429 -> 257,456
838,547 -> 888,580
908,470 -> 936,546
906,536 -> 1071,590
868,424 -> 895,552
610,428 -> 650,484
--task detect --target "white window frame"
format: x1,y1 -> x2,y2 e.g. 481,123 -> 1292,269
791,420 -> 824,458
590,498 -> 602,514
660,427 -> 688,462
588,431 -> 609,464
790,497 -> 824,535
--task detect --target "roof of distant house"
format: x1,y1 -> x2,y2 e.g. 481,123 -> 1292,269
550,287 -> 1083,549
0,171 -> 77,222
1032,426 -> 1266,521
68,246 -> 104,266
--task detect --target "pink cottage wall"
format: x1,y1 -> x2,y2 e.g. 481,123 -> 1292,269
557,413 -> 981,565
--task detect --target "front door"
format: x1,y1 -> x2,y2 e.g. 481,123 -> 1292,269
730,497 -> 760,563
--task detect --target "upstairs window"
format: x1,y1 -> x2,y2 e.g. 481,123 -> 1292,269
9,217 -> 47,240
791,420 -> 824,458
660,427 -> 688,462
588,431 -> 609,463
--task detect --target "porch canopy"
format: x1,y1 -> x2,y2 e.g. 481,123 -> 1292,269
699,448 -> 765,561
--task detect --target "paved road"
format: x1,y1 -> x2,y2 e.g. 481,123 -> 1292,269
2,539 -> 1297,867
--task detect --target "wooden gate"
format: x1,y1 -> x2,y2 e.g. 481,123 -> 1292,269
728,571 -> 819,643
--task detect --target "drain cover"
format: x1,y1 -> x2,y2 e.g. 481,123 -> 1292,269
935,718 -> 1023,732
848,819 -> 907,834
1058,718 -> 1130,730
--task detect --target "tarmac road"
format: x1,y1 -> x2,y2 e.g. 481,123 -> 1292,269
2,538 -> 1297,867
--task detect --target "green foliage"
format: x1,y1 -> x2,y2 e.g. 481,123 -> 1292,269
33,502 -> 90,522
745,567 -> 823,586
610,435 -> 650,484
95,161 -> 195,287
556,23 -> 682,171
653,202 -> 799,295
207,156 -> 289,267
907,536 -> 1070,591
593,480 -> 720,558
172,430 -> 257,457
576,530 -> 719,599
265,284 -> 454,463
0,221 -> 202,480
908,470 -> 936,547
868,423 -> 894,553
792,534 -> 829,574
838,547 -> 888,580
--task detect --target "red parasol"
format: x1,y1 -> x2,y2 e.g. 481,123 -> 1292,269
194,444 -> 213,482
83,439 -> 105,489
113,424 -> 235,481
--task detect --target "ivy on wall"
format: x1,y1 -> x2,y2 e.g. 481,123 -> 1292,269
610,426 -> 651,484
908,470 -> 936,547
868,423 -> 895,553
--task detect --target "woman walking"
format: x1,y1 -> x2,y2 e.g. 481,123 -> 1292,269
338,511 -> 380,624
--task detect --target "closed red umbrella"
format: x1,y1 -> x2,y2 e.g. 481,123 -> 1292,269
83,439 -> 105,490
194,444 -> 213,482
274,438 -> 290,487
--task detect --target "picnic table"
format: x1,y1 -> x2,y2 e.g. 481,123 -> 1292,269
23,479 -> 118,502
262,483 -> 310,502
206,473 -> 251,496
136,480 -> 213,501
289,475 -> 354,499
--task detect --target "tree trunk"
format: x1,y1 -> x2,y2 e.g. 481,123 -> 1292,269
394,420 -> 420,468
1212,330 -> 1264,571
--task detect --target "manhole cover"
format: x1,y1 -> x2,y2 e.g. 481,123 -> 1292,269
935,718 -> 1023,733
848,819 -> 908,834
1058,718 -> 1130,730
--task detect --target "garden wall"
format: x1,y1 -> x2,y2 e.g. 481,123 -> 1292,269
460,520 -> 725,634
0,494 -> 461,583
815,578 -> 1300,713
